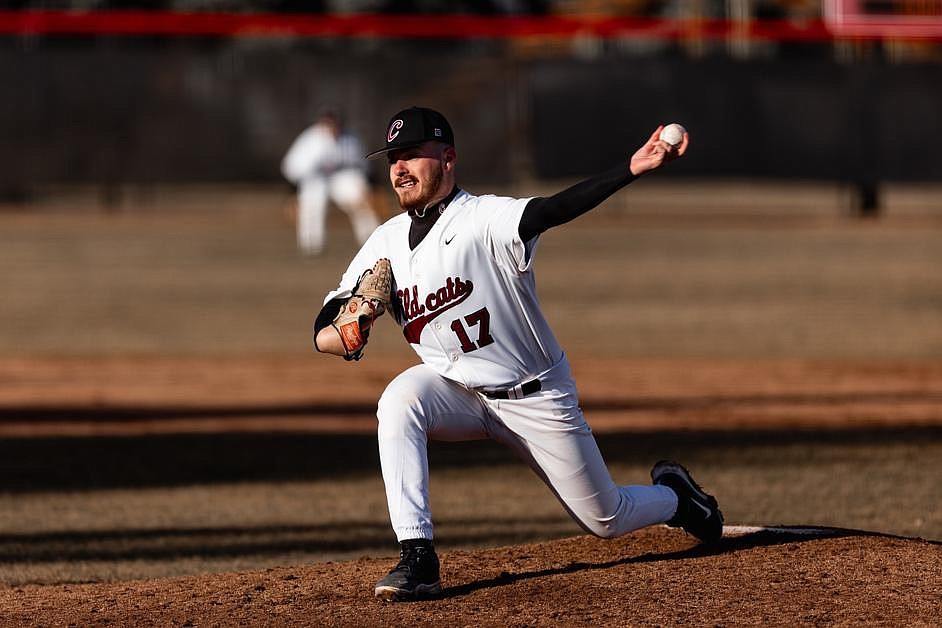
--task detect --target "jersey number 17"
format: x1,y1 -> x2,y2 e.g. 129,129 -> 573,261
449,307 -> 494,353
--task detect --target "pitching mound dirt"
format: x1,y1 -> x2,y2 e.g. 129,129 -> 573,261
2,527 -> 938,626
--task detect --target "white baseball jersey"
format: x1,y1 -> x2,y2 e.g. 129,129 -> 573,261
323,189 -> 564,390
321,188 -> 677,544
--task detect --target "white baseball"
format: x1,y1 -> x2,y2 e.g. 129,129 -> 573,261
659,123 -> 686,147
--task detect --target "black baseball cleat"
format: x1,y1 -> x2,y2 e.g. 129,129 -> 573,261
374,539 -> 442,602
651,460 -> 724,544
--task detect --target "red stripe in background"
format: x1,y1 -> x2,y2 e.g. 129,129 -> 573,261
0,10 -> 940,41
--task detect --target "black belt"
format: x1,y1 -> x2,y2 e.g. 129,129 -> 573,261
480,379 -> 542,400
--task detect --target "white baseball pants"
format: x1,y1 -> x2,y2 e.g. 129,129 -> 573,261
376,359 -> 678,542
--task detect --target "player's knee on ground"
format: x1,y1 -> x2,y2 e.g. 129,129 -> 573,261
591,525 -> 622,540
547,496 -> 624,540
576,516 -> 622,539
566,485 -> 678,539
560,490 -> 641,539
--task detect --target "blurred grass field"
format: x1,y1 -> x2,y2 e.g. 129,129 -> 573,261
2,180 -> 941,359
0,180 -> 940,585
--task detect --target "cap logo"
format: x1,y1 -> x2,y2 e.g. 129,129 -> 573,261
434,128 -> 442,137
387,119 -> 404,143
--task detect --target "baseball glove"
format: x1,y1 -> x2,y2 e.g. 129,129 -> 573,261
332,258 -> 393,361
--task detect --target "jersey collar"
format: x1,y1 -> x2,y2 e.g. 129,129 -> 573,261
409,185 -> 460,220
407,185 -> 461,251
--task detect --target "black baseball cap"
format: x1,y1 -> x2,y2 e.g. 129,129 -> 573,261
365,107 -> 454,159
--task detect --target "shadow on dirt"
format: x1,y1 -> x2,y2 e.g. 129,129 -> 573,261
4,389 -> 942,423
438,526 -> 939,600
0,516 -> 577,564
0,425 -> 939,492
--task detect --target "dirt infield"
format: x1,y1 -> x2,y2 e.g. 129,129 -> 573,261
1,354 -> 940,626
2,527 -> 939,626
1,189 -> 940,624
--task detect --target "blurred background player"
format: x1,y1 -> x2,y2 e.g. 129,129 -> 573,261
281,108 -> 380,255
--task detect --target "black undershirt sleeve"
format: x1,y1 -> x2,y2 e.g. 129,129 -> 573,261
312,298 -> 345,349
518,161 -> 637,243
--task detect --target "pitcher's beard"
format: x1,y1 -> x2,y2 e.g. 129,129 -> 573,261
397,165 -> 444,213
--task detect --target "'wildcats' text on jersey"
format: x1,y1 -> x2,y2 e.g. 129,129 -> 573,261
398,276 -> 474,343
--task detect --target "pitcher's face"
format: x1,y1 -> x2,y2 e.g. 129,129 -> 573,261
388,142 -> 455,211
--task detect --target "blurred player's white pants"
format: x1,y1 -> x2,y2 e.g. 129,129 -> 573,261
376,358 -> 678,542
297,169 -> 379,255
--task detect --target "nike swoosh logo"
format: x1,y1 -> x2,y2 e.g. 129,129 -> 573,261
444,234 -> 456,245
691,499 -> 713,518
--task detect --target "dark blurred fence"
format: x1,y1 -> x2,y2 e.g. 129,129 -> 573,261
1,37 -> 521,193
2,35 -> 941,197
530,56 -> 942,184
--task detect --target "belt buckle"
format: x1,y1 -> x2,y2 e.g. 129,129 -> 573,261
481,379 -> 539,400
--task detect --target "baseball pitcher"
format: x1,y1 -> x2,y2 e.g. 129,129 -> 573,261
313,107 -> 723,602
